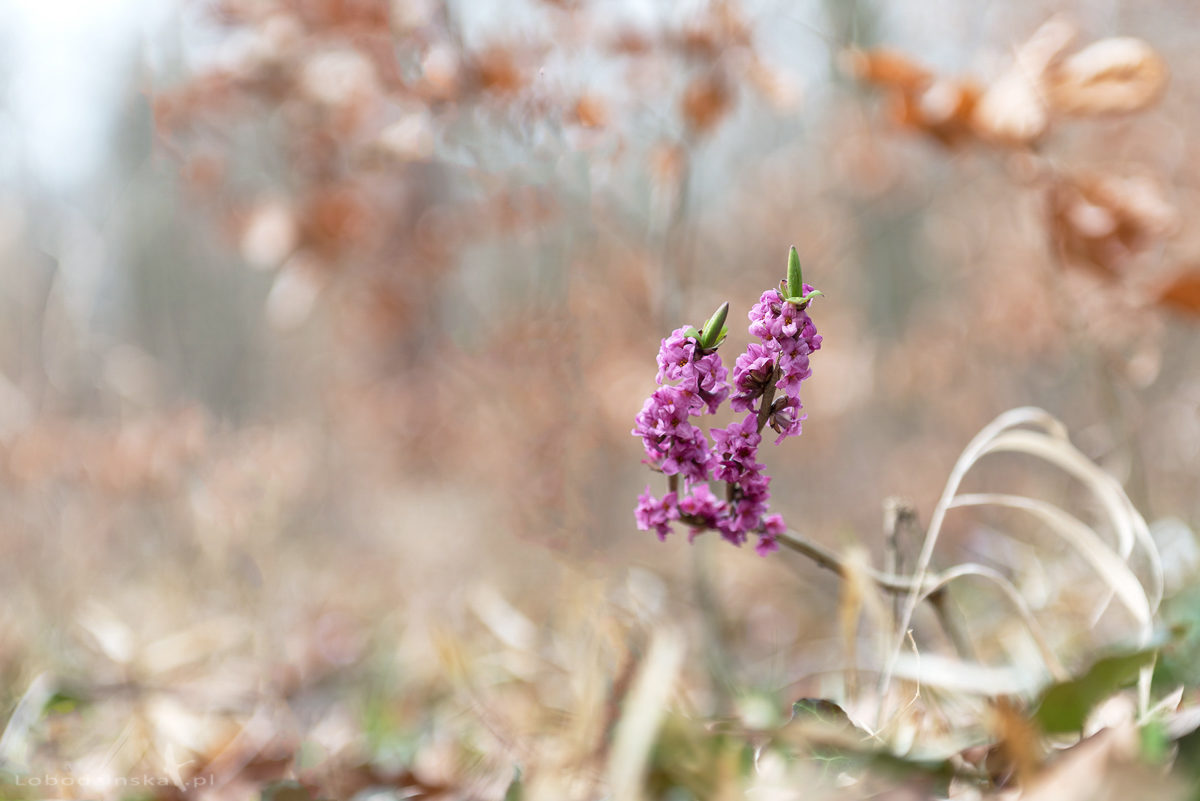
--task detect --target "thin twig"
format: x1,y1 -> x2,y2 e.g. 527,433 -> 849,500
755,364 -> 782,434
882,498 -> 917,625
884,499 -> 975,662
775,528 -> 924,593
773,528 -> 1068,681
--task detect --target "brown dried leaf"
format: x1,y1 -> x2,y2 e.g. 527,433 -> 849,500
474,46 -> 524,94
987,697 -> 1044,786
1156,271 -> 1200,316
850,50 -> 979,148
910,78 -> 981,147
971,15 -> 1076,146
971,66 -> 1050,145
573,94 -> 608,128
300,185 -> 374,257
1048,172 -> 1177,274
847,48 -> 932,93
1047,37 -> 1169,116
608,28 -> 652,56
681,73 -> 734,134
674,2 -> 751,58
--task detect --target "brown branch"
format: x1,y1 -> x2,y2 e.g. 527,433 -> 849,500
774,528 -> 929,594
754,363 -> 782,434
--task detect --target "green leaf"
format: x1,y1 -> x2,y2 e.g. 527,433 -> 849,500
783,290 -> 822,310
503,767 -> 523,801
1034,646 -> 1159,734
43,689 -> 87,715
791,698 -> 857,730
1141,720 -> 1170,764
699,302 -> 729,350
786,246 -> 803,298
1171,719 -> 1200,786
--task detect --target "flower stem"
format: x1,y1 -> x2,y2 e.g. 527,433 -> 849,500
754,362 -> 782,434
774,528 -> 928,594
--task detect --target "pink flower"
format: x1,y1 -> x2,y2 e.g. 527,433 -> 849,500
710,413 -> 762,484
756,514 -> 786,556
730,343 -> 776,412
633,273 -> 821,554
632,386 -> 714,483
635,488 -> 679,541
739,286 -> 821,444
678,484 -> 728,540
767,396 -> 804,444
655,328 -> 698,385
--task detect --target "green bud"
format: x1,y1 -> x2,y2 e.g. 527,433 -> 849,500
785,288 -> 823,309
699,301 -> 730,349
786,246 -> 803,298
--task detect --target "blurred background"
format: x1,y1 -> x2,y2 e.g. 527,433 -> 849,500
1,0 -> 1199,798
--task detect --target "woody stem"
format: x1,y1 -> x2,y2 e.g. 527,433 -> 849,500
754,362 -> 782,435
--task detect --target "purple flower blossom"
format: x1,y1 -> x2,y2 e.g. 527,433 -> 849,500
707,412 -> 777,545
740,287 -> 821,443
635,488 -> 679,541
655,327 -> 730,413
633,274 -> 820,555
748,286 -> 822,357
718,467 -> 772,546
690,352 -> 730,413
757,514 -> 785,556
730,343 -> 776,412
655,328 -> 698,385
632,386 -> 714,483
678,484 -> 728,540
710,413 -> 762,484
776,350 -> 811,396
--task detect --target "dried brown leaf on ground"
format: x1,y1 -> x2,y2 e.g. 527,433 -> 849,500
1155,270 -> 1200,316
1046,37 -> 1169,116
681,72 -> 736,134
1047,171 -> 1177,275
969,15 -> 1076,146
847,48 -> 980,148
856,16 -> 1168,151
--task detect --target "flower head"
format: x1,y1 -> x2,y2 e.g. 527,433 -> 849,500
766,396 -> 804,444
710,413 -> 762,484
633,257 -> 821,555
635,488 -> 679,541
741,285 -> 821,443
757,514 -> 786,556
678,484 -> 728,540
655,328 -> 698,385
632,386 -> 714,483
730,343 -> 776,412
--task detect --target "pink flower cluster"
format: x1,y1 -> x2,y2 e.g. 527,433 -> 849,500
740,285 -> 822,443
633,287 -> 820,556
632,327 -> 728,484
